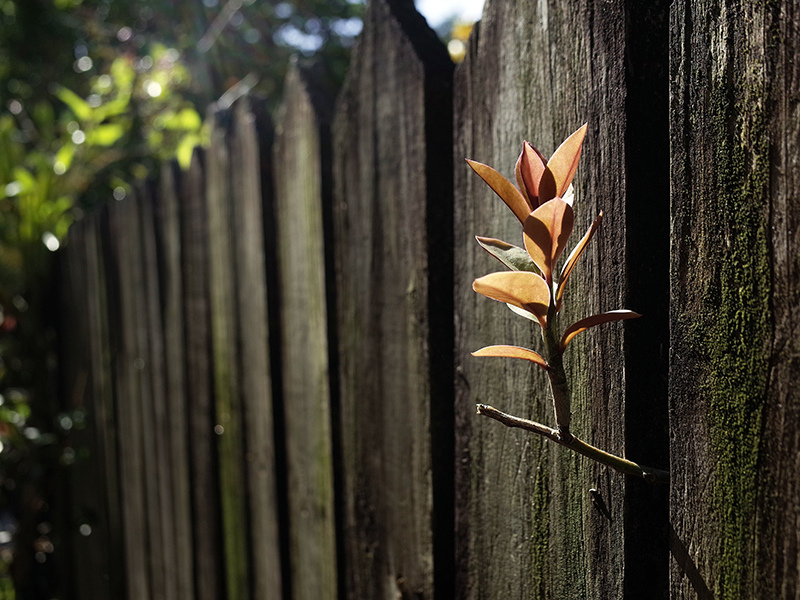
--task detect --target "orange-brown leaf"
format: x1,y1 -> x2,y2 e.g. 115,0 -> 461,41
523,198 -> 574,284
547,123 -> 588,197
473,271 -> 550,328
515,142 -> 547,208
466,159 -> 530,223
555,211 -> 603,311
560,310 -> 641,350
472,345 -> 549,370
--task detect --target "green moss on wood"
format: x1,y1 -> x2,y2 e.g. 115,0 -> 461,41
701,78 -> 770,599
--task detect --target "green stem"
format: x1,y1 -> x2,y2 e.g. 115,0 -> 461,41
542,302 -> 571,435
476,404 -> 669,484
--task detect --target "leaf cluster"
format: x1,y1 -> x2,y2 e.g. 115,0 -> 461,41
468,126 -> 640,417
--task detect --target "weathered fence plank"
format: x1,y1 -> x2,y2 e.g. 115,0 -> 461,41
206,98 -> 283,599
227,97 -> 283,600
331,1 -> 454,599
155,164 -> 196,600
180,150 -> 223,600
59,215 -> 122,599
669,1 -> 800,598
273,63 -> 338,600
206,106 -> 253,600
139,183 -> 178,600
106,192 -> 153,600
453,2 -> 669,598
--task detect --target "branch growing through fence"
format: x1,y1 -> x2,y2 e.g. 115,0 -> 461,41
467,124 -> 669,486
475,404 -> 669,484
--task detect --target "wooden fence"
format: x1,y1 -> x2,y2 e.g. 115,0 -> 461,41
56,0 -> 800,598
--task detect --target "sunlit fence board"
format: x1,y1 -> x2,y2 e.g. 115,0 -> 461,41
273,63 -> 337,600
453,1 -> 670,598
205,99 -> 284,599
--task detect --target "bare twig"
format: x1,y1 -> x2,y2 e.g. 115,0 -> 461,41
476,403 -> 669,484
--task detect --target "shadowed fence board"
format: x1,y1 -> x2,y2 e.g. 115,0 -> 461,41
59,215 -> 122,599
331,1 -> 454,599
156,164 -> 196,600
669,1 -> 800,598
273,64 -> 337,600
180,150 -> 223,600
453,2 -> 669,598
106,193 -> 153,600
227,97 -> 283,600
139,182 -> 178,600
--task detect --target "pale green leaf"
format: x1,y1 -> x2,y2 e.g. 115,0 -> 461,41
54,86 -> 92,122
86,123 -> 126,147
476,236 -> 537,272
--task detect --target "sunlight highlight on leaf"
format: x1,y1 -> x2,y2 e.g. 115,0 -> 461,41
466,159 -> 531,223
472,345 -> 549,370
547,123 -> 587,197
473,271 -> 551,328
523,198 -> 574,284
560,310 -> 641,350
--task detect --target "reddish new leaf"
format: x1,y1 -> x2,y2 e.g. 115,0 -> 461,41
473,271 -> 550,328
515,142 -> 547,208
472,345 -> 549,371
466,159 -> 531,224
560,310 -> 641,350
547,123 -> 588,197
555,211 -> 603,311
523,198 -> 574,284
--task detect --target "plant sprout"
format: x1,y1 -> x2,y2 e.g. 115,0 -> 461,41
467,125 -> 668,484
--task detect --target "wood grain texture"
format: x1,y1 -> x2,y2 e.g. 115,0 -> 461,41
228,98 -> 283,600
453,1 -> 669,598
206,105 -> 252,600
59,215 -> 122,599
669,1 -> 800,597
331,1 -> 453,598
180,150 -> 224,600
139,182 -> 177,600
273,64 -> 337,600
106,192 -> 152,600
156,164 -> 196,600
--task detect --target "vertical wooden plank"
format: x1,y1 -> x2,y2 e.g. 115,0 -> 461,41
228,97 -> 283,599
331,1 -> 454,599
206,106 -> 251,600
139,184 -> 178,600
273,63 -> 337,600
180,150 -> 224,600
83,213 -> 126,597
106,193 -> 152,600
669,1 -> 800,597
453,1 -> 669,598
155,164 -> 196,600
59,215 -> 121,599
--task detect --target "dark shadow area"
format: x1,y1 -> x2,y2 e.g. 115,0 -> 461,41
668,522 -> 715,600
623,1 -> 671,598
